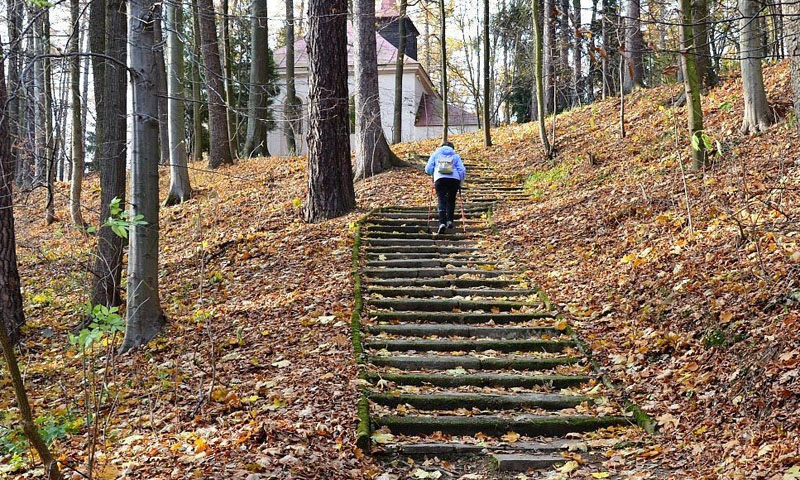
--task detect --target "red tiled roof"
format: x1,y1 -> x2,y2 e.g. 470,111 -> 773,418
415,94 -> 480,127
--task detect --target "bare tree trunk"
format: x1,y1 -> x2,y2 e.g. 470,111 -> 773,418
43,10 -> 57,225
573,0 -> 582,102
559,0 -> 570,105
392,0 -> 408,144
543,0 -> 555,113
623,0 -> 644,91
285,0 -> 300,155
7,0 -> 23,178
440,0 -> 449,142
787,0 -> 800,136
0,44 -> 24,345
197,0 -> 234,168
739,0 -> 773,134
679,0 -> 706,169
353,0 -> 400,180
123,0 -> 166,353
70,0 -> 85,228
34,10 -> 47,186
222,0 -> 239,157
243,0 -> 271,157
693,0 -> 716,87
1,59 -> 61,469
165,0 -> 193,206
191,0 -> 204,163
154,7 -> 171,166
91,0 -> 128,309
483,0 -> 492,146
533,0 -> 552,154
304,0 -> 355,222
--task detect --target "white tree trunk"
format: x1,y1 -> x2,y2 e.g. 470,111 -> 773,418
123,0 -> 165,353
739,0 -> 773,134
165,0 -> 193,206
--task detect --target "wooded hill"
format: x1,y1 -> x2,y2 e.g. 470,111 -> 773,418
3,62 -> 799,480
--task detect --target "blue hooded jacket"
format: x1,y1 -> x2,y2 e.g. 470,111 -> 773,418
425,146 -> 466,183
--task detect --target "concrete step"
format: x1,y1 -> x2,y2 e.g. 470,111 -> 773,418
382,439 -> 583,455
365,259 -> 496,268
364,225 -> 488,234
369,392 -> 589,410
493,454 -> 566,472
368,354 -> 580,371
365,287 -> 538,298
363,371 -> 591,388
363,232 -> 473,241
368,298 -> 532,312
367,278 -> 520,288
363,268 -> 519,279
365,246 -> 481,254
362,238 -> 477,247
373,414 -> 628,436
364,338 -> 574,353
364,324 -> 561,339
371,311 -> 555,324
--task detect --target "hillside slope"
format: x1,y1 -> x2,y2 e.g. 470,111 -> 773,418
397,61 -> 800,478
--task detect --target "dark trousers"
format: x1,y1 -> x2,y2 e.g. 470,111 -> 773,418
435,178 -> 460,225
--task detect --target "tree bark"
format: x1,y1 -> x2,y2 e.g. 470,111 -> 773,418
197,0 -> 234,168
42,9 -> 56,225
543,0 -> 555,113
0,42 -> 25,345
483,0 -> 492,145
353,0 -> 400,180
70,0 -> 85,228
243,0 -> 271,157
123,0 -> 166,353
91,0 -> 128,309
623,0 -> 644,91
285,0 -> 300,155
6,0 -> 23,178
440,0 -> 449,142
304,0 -> 355,222
165,0 -> 193,206
0,60 -> 62,466
692,0 -> 716,87
222,0 -> 239,156
573,0 -> 582,102
787,0 -> 800,136
191,0 -> 204,163
679,0 -> 706,170
534,0 -> 552,154
393,0 -> 408,144
739,0 -> 773,134
154,7 -> 171,166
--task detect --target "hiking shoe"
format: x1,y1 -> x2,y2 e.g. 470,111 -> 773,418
446,221 -> 454,230
437,224 -> 447,235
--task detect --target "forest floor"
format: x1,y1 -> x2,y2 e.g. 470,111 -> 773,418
2,61 -> 798,479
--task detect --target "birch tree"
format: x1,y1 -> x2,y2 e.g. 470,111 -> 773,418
483,0 -> 492,146
353,0 -> 399,180
533,0 -> 551,154
440,0 -> 449,142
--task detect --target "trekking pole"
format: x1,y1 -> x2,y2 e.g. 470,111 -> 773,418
459,186 -> 467,234
426,181 -> 435,234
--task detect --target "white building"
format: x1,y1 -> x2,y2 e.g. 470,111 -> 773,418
267,0 -> 480,156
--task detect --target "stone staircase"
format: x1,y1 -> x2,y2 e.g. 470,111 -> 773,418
353,160 -> 636,474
